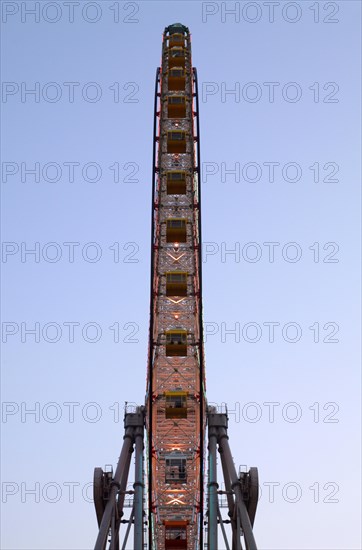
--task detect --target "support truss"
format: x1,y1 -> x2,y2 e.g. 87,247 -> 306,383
207,408 -> 259,550
93,407 -> 145,550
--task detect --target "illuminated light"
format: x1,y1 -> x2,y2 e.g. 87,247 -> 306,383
167,496 -> 185,505
166,251 -> 186,262
145,25 -> 210,548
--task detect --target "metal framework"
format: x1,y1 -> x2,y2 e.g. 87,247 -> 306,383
146,23 -> 205,550
93,23 -> 259,550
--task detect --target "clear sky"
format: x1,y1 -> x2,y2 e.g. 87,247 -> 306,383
1,1 -> 361,549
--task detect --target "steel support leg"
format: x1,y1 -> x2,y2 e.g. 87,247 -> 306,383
217,504 -> 231,550
219,448 -> 241,550
220,446 -> 235,515
208,425 -> 218,550
218,426 -> 257,550
117,447 -> 133,522
208,409 -> 258,550
94,408 -> 145,550
94,426 -> 134,550
133,424 -> 144,549
121,505 -> 134,550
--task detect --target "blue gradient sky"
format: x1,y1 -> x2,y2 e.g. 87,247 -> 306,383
1,1 -> 361,549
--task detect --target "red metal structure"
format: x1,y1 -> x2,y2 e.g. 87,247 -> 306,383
145,22 -> 205,550
93,24 -> 259,550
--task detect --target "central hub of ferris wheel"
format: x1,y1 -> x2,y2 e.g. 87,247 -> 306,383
92,23 -> 259,550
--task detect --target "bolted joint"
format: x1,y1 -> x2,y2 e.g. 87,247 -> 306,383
133,481 -> 145,489
110,481 -> 121,491
208,481 -> 219,488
